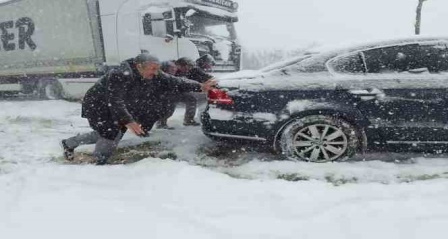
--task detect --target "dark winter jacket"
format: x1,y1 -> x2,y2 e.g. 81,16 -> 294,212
178,67 -> 214,83
82,59 -> 202,140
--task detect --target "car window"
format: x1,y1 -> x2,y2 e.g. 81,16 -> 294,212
363,43 -> 448,74
419,43 -> 448,72
329,52 -> 366,73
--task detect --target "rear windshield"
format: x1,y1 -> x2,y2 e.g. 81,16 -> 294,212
259,55 -> 313,73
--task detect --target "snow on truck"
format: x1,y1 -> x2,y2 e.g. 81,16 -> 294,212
0,0 -> 240,99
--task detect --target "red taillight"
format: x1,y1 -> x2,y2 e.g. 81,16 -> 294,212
208,89 -> 234,105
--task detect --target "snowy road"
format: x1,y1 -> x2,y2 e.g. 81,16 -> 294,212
1,100 -> 448,239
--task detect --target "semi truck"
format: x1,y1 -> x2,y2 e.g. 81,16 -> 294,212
0,0 -> 240,99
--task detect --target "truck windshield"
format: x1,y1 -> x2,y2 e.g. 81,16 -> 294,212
189,17 -> 236,40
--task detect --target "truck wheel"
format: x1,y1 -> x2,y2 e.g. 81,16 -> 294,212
38,80 -> 63,100
280,115 -> 364,163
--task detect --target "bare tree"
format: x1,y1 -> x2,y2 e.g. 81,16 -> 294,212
415,0 -> 428,35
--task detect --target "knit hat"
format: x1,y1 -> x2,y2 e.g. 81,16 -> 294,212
134,53 -> 160,64
176,57 -> 196,67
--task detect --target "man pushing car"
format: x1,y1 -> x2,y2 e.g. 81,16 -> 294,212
61,53 -> 216,165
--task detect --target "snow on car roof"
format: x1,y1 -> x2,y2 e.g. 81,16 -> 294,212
219,36 -> 448,92
222,36 -> 448,83
309,35 -> 448,60
259,55 -> 314,73
0,0 -> 18,5
219,54 -> 316,81
294,36 -> 448,68
278,36 -> 448,73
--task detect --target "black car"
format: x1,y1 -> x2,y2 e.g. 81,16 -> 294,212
201,37 -> 448,162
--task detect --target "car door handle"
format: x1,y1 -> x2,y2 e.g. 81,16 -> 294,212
349,88 -> 385,100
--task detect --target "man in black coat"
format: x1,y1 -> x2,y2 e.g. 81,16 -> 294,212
157,57 -> 215,129
176,57 -> 215,84
196,54 -> 216,72
61,53 -> 215,165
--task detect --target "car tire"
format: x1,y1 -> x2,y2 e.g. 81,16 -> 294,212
280,115 -> 364,162
38,79 -> 64,100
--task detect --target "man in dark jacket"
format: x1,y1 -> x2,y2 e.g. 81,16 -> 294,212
196,54 -> 216,72
176,57 -> 215,83
157,57 -> 215,128
61,53 -> 215,165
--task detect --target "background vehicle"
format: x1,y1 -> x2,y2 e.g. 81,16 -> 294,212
0,0 -> 240,99
202,37 -> 448,162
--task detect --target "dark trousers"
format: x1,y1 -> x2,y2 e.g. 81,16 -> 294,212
64,130 -> 125,163
159,93 -> 197,125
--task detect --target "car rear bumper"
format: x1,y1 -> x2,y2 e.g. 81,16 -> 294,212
201,106 -> 276,142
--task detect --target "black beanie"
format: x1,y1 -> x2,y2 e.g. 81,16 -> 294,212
134,53 -> 160,64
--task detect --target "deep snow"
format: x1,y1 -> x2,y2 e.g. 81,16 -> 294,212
2,0 -> 448,237
1,100 -> 448,238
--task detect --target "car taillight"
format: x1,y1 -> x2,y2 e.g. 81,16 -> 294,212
208,89 -> 234,105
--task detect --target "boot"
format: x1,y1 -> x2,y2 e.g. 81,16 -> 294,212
60,140 -> 75,161
94,154 -> 109,166
183,120 -> 201,126
156,120 -> 175,130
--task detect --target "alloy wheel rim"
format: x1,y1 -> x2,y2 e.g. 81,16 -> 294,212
293,124 -> 348,162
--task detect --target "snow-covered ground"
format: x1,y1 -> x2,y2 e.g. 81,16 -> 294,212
1,100 -> 448,238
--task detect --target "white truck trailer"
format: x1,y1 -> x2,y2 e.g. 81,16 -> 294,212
0,0 -> 240,99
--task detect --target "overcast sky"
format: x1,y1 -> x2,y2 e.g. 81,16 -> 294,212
235,0 -> 448,50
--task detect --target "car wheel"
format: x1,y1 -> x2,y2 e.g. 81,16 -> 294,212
280,115 -> 363,162
38,80 -> 63,100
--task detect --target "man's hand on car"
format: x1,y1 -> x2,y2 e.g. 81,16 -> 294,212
201,79 -> 217,92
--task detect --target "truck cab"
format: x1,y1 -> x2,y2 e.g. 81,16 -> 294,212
100,0 -> 241,72
0,0 -> 241,99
